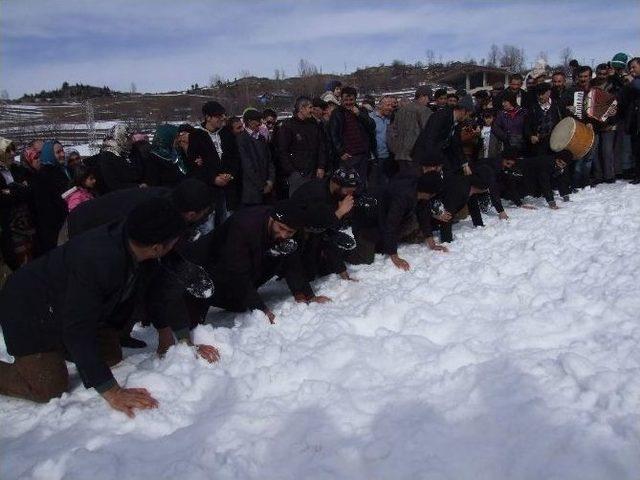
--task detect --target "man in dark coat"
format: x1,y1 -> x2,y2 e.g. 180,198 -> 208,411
198,101 -> 241,224
205,200 -> 331,324
288,167 -> 358,281
66,179 -> 214,350
0,197 -> 186,417
328,87 -> 376,189
278,96 -> 329,195
411,97 -> 475,176
237,109 -> 275,205
346,164 -> 450,271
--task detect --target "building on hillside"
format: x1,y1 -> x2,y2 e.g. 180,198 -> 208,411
431,65 -> 511,92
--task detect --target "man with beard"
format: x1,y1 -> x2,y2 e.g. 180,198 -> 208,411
206,200 -> 331,324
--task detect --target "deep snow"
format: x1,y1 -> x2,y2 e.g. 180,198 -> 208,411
2,183 -> 640,480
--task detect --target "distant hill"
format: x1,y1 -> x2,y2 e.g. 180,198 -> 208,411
19,82 -> 122,102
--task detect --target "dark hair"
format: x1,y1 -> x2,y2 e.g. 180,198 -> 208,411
312,97 -> 328,109
502,91 -> 518,107
551,71 -> 566,78
293,96 -> 312,114
71,164 -> 96,187
341,86 -> 358,97
482,110 -> 495,118
569,59 -> 580,68
434,88 -> 448,99
262,108 -> 277,119
202,100 -> 226,118
535,82 -> 551,95
509,74 -> 524,82
177,123 -> 195,134
228,116 -> 242,125
447,93 -> 459,100
629,57 -> 640,68
242,109 -> 262,123
596,63 -> 609,72
577,65 -> 593,76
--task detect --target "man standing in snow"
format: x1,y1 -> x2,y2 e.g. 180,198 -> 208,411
0,198 -> 187,417
388,86 -> 433,177
328,87 -> 376,189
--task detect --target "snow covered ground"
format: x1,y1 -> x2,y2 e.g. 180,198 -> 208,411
2,183 -> 640,480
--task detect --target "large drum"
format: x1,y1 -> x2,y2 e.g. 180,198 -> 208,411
550,117 -> 595,160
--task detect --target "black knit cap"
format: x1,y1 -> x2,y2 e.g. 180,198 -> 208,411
417,171 -> 444,194
271,200 -> 308,229
171,178 -> 212,213
331,167 -> 360,187
125,197 -> 187,245
202,101 -> 226,117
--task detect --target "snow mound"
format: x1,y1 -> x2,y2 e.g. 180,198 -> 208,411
2,184 -> 640,480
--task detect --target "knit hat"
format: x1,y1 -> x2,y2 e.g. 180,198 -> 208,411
611,52 -> 630,69
171,178 -> 212,213
331,167 -> 360,187
415,85 -> 433,100
271,200 -> 308,229
202,101 -> 226,117
325,80 -> 342,92
457,95 -> 475,112
417,171 -> 444,194
125,197 -> 186,245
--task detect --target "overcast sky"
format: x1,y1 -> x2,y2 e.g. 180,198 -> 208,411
1,0 -> 638,98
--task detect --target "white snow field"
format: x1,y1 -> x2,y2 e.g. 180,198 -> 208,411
2,183 -> 640,480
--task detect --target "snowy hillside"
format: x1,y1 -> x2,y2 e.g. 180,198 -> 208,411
2,183 -> 640,480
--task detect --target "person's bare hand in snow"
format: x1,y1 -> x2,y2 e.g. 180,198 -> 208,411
102,385 -> 158,418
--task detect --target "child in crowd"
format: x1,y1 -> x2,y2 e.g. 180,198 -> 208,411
62,164 -> 97,211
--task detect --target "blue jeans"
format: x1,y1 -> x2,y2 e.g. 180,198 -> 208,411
573,146 -> 595,187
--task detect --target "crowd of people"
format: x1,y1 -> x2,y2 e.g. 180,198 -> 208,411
0,52 -> 638,417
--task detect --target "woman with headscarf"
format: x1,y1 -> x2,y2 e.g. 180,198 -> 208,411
34,140 -> 70,253
84,123 -> 145,194
0,138 -> 37,271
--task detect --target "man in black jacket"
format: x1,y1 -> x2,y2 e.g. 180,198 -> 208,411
66,179 -> 215,349
524,83 -> 566,158
289,167 -> 358,281
328,87 -> 375,189
206,201 -> 330,324
347,165 -> 449,271
411,97 -> 475,176
0,197 -> 186,417
198,101 -> 241,224
278,96 -> 329,195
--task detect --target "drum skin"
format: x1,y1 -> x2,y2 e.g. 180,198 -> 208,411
550,117 -> 595,160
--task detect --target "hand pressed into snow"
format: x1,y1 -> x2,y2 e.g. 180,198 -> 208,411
102,385 -> 158,418
498,211 -> 509,220
390,254 -> 410,271
196,344 -> 220,363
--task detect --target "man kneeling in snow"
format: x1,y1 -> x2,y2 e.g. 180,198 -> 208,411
346,158 -> 449,272
204,200 -> 331,324
0,198 -> 184,417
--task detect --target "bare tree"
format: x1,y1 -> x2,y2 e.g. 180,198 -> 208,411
130,82 -> 137,94
425,49 -> 435,65
0,89 -> 9,101
298,58 -> 319,77
239,69 -> 252,79
209,74 -> 224,87
559,47 -> 574,69
499,44 -> 526,72
537,51 -> 549,63
487,44 -> 500,66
